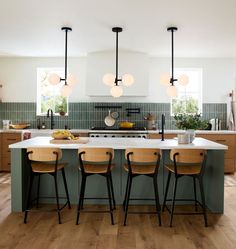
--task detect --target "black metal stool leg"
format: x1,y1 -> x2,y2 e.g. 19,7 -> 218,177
123,173 -> 130,211
36,174 -> 40,208
198,177 -> 208,227
53,174 -> 61,224
24,172 -> 34,224
153,175 -> 161,226
109,173 -> 116,210
170,176 -> 178,227
193,177 -> 198,211
61,168 -> 71,209
162,171 -> 171,212
76,175 -> 86,225
106,175 -> 114,225
124,175 -> 133,226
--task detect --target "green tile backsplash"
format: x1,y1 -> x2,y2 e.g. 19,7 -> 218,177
0,102 -> 227,130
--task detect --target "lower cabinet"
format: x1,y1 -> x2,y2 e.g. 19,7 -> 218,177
148,133 -> 236,174
197,134 -> 235,174
1,133 -> 22,172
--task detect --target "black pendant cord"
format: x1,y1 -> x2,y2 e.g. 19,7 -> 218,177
115,30 -> 119,86
167,27 -> 178,86
112,27 -> 123,86
171,29 -> 174,86
61,27 -> 72,85
65,28 -> 68,85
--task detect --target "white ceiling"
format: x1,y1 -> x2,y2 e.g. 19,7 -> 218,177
0,0 -> 236,57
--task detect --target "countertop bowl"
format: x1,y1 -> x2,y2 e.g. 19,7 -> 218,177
10,123 -> 30,129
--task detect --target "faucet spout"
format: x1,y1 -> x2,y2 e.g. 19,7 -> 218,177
47,108 -> 54,130
159,114 -> 165,141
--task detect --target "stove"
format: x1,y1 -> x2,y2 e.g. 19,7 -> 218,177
89,127 -> 148,138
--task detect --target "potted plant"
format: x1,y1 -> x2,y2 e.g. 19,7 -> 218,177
174,113 -> 208,142
58,105 -> 66,116
56,97 -> 67,116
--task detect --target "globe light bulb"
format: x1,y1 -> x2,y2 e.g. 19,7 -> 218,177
61,84 -> 72,97
67,74 -> 77,87
122,74 -> 134,86
166,85 -> 177,97
178,74 -> 189,86
103,73 -> 115,86
110,85 -> 123,98
160,73 -> 170,86
48,73 -> 61,85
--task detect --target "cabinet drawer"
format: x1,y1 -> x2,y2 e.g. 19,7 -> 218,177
71,132 -> 88,137
199,134 -> 235,146
224,159 -> 235,173
1,157 -> 11,171
148,134 -> 177,139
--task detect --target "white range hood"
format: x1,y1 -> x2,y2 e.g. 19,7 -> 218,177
85,51 -> 149,96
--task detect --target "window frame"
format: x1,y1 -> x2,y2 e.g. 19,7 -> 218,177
36,67 -> 69,116
170,67 -> 203,116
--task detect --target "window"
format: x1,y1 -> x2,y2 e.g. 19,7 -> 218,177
171,68 -> 202,115
37,68 -> 68,116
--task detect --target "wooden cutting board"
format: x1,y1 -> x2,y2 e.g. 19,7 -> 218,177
50,137 -> 89,144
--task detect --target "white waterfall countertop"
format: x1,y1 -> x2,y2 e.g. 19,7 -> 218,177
9,136 -> 228,150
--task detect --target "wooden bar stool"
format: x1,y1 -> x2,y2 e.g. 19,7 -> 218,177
24,148 -> 71,224
162,149 -> 208,227
76,148 -> 116,225
123,148 -> 162,226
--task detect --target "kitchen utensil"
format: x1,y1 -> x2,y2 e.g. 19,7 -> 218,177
104,110 -> 115,126
111,111 -> 119,119
119,121 -> 135,129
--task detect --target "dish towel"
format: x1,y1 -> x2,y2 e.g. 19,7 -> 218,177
229,101 -> 236,130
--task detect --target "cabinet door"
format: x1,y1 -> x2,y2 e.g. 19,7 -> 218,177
197,134 -> 235,173
1,133 -> 21,172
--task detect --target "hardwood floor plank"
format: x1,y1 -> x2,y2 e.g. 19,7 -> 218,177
1,173 -> 236,249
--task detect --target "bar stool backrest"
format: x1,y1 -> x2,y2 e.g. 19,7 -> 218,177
125,148 -> 161,163
170,149 -> 205,164
27,148 -> 62,162
78,148 -> 114,162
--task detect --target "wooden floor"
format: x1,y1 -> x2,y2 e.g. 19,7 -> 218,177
1,174 -> 236,249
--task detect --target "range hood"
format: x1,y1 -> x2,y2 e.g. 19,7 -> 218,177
85,51 -> 149,96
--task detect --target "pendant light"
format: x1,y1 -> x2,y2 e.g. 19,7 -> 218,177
48,27 -> 76,97
160,27 -> 189,97
103,27 -> 134,98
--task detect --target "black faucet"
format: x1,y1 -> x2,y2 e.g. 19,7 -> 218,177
47,108 -> 54,130
159,114 -> 165,141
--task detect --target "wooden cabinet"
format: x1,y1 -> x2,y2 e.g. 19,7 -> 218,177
1,133 -> 22,172
197,134 -> 236,173
148,133 -> 177,139
148,132 -> 236,174
71,132 -> 88,137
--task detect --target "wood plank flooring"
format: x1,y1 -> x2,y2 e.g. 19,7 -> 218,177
1,174 -> 236,249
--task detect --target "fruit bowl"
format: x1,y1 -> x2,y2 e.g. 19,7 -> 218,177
51,130 -> 72,139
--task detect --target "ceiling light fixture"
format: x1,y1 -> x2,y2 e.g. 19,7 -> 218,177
160,27 -> 189,97
48,27 -> 76,97
103,27 -> 134,98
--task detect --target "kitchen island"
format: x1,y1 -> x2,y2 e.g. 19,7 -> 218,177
9,137 -> 227,213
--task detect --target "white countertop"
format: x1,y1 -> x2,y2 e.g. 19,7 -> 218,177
1,128 -> 236,135
9,136 -> 228,150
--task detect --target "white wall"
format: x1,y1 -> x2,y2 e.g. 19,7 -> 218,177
0,56 -> 235,103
